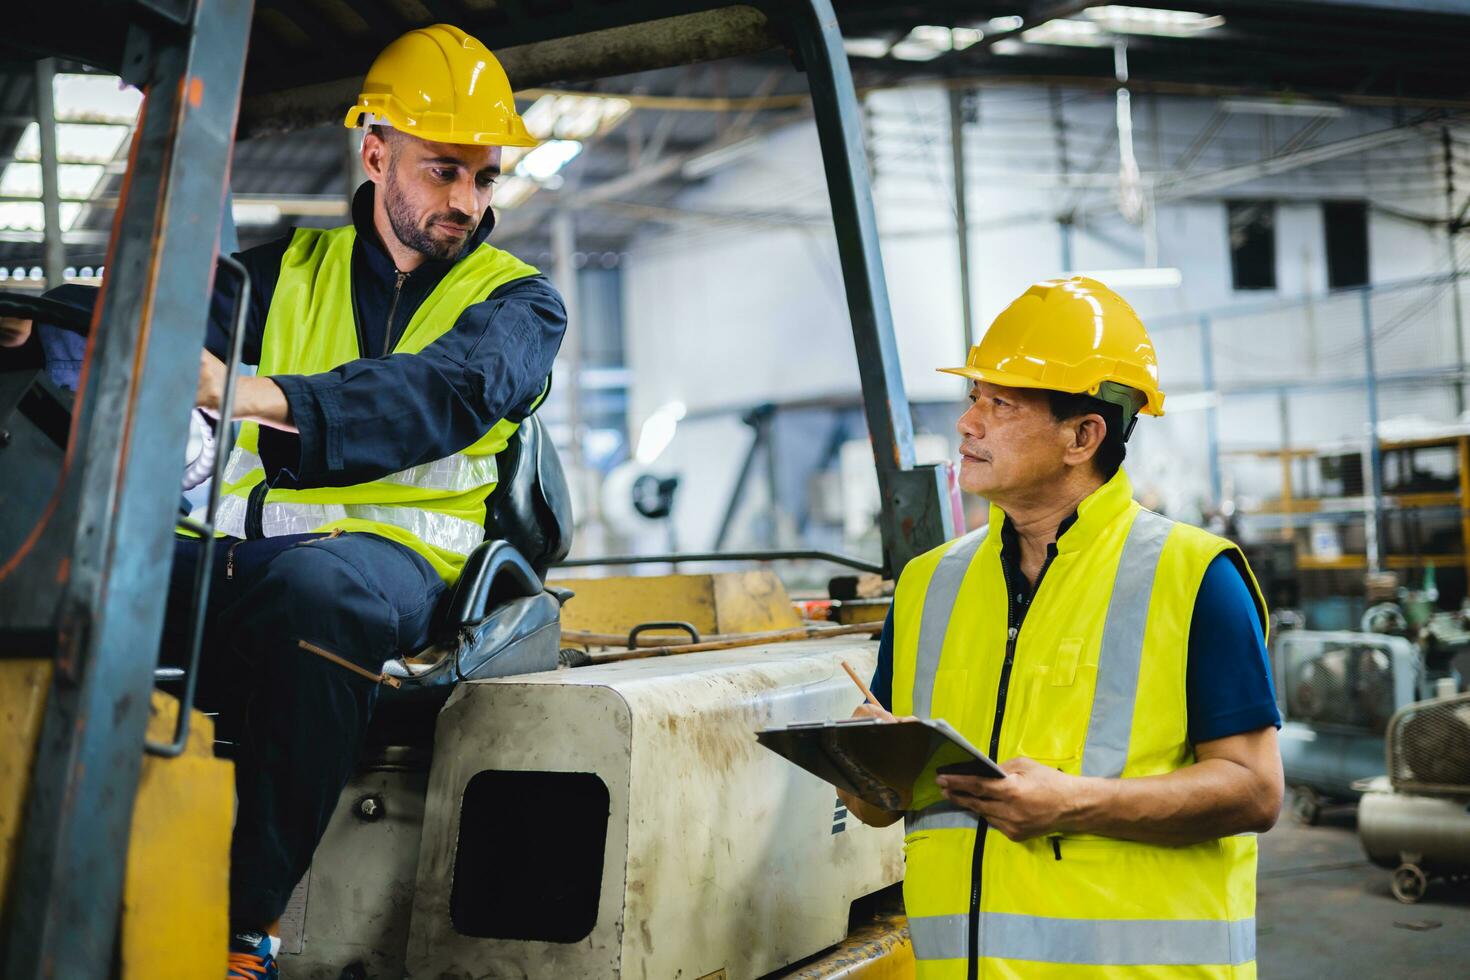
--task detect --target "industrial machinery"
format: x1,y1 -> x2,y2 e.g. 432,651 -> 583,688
1358,691 -> 1470,903
0,2 -> 954,978
1275,590 -> 1467,824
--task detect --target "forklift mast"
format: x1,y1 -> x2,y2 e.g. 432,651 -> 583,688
0,2 -> 951,976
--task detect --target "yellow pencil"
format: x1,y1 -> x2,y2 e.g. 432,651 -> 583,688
840,659 -> 882,710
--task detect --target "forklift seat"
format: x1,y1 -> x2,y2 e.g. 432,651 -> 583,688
367,413 -> 573,747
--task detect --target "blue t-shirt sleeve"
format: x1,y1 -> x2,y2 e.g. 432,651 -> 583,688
870,608 -> 895,711
1186,553 -> 1281,745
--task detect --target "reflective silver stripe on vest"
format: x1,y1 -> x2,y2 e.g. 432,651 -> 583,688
907,913 -> 969,961
1079,509 -> 1173,778
379,452 -> 498,492
221,446 -> 496,493
913,527 -> 989,717
223,447 -> 263,484
202,495 -> 485,556
909,912 -> 1255,966
904,801 -> 979,834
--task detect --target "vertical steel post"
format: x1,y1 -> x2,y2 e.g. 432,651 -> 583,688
1361,289 -> 1383,572
1199,314 -> 1223,506
35,58 -> 65,287
1444,127 -> 1466,415
949,87 -> 975,353
552,210 -> 584,477
1,0 -> 255,974
787,0 -> 953,574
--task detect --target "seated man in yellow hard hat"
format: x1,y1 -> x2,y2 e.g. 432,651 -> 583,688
156,25 -> 557,980
840,278 -> 1283,978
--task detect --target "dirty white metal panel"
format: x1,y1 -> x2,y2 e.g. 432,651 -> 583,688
278,765 -> 430,978
406,638 -> 903,980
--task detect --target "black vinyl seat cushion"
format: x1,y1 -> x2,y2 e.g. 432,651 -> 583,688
366,414 -> 574,748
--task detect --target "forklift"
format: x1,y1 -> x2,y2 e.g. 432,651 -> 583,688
0,2 -> 957,977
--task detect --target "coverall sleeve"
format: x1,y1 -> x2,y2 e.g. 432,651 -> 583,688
257,275 -> 567,489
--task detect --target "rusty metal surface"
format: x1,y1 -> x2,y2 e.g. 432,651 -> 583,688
0,0 -> 254,973
777,912 -> 914,979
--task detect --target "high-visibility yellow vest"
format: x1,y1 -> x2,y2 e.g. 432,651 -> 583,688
200,226 -> 541,583
892,470 -> 1268,979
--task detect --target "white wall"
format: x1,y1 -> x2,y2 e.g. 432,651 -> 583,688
621,83 -> 1470,544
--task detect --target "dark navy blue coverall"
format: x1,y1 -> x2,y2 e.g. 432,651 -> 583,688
48,183 -> 566,931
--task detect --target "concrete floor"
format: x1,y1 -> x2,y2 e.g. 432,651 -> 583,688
1257,805 -> 1470,978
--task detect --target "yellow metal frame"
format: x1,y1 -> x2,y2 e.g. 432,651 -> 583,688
121,693 -> 233,979
551,569 -> 804,638
1,664 -> 232,980
1225,435 -> 1470,581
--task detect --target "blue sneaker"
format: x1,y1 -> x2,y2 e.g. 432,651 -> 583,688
226,930 -> 280,979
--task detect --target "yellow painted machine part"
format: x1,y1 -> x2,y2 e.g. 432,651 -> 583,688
0,659 -> 52,907
0,661 -> 231,978
779,912 -> 916,979
122,691 -> 234,979
832,599 -> 893,626
551,569 -> 804,637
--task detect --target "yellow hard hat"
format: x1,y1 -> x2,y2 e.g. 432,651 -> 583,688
343,24 -> 537,148
940,276 -> 1166,418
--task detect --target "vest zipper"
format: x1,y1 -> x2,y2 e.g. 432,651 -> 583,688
244,481 -> 268,539
968,546 -> 1059,979
383,270 -> 408,356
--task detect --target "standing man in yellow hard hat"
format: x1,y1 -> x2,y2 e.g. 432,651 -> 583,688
140,25 -> 558,980
840,277 -> 1283,978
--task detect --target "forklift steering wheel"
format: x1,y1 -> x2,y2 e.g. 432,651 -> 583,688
0,291 -> 216,492
0,291 -> 94,336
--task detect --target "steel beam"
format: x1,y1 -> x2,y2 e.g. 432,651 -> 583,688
1360,290 -> 1384,573
1,0 -> 254,973
552,210 -> 585,479
785,0 -> 951,574
950,88 -> 975,353
34,58 -> 65,288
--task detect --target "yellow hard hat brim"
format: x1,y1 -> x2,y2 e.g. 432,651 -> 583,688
937,364 -> 1166,417
344,104 -> 540,148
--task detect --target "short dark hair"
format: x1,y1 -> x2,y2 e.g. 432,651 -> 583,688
1047,390 -> 1128,479
367,123 -> 400,146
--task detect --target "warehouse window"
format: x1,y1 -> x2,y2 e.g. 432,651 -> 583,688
1228,200 -> 1276,291
1324,200 -> 1370,289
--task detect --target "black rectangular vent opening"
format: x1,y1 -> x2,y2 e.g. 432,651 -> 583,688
451,769 -> 610,943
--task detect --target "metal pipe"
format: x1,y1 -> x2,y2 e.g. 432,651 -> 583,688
34,58 -> 65,288
1199,314 -> 1223,506
949,88 -> 975,352
551,209 -> 585,478
554,548 -> 885,575
1361,289 -> 1384,572
1443,127 -> 1466,415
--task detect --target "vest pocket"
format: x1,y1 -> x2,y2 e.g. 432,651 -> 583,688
1014,655 -> 1096,766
